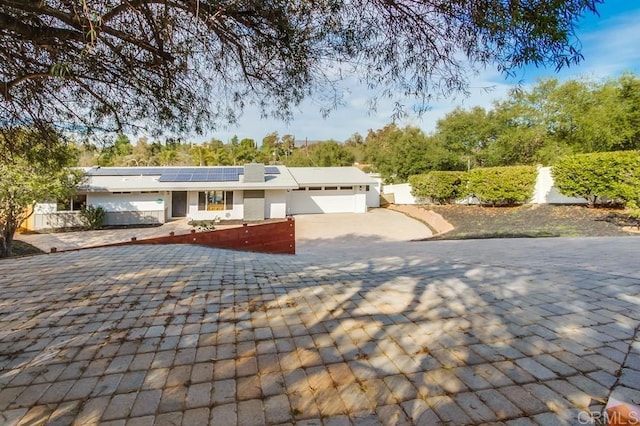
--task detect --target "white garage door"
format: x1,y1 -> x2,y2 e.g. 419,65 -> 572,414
289,188 -> 356,214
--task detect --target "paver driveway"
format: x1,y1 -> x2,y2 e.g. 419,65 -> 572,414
1,237 -> 639,425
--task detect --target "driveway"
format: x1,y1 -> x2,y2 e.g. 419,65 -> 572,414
1,237 -> 639,425
294,209 -> 432,255
18,208 -> 431,253
17,219 -> 195,252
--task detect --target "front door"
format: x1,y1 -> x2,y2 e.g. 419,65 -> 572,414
171,191 -> 187,217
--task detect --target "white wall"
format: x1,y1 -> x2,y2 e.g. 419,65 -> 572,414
265,190 -> 287,219
34,203 -> 57,214
531,167 -> 587,204
382,183 -> 418,205
367,176 -> 382,208
88,192 -> 165,212
30,212 -> 84,230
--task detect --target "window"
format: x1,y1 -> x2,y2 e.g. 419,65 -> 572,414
340,186 -> 353,190
198,191 -> 233,211
324,186 -> 338,191
308,186 -> 322,191
56,194 -> 87,211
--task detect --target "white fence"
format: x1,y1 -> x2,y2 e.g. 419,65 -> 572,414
382,167 -> 587,205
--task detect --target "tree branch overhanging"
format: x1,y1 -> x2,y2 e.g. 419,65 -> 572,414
0,0 -> 604,136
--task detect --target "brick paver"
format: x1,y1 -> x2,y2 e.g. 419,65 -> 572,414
0,236 -> 639,424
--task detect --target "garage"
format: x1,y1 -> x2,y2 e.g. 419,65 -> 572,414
287,167 -> 378,215
288,186 -> 357,214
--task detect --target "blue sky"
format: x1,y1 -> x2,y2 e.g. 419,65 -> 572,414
205,1 -> 640,144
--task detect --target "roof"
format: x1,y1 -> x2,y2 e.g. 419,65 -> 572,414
85,166 -> 280,181
82,165 -> 299,192
80,165 -> 377,192
288,167 -> 377,186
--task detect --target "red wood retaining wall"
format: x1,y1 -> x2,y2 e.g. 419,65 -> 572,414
53,218 -> 296,255
123,218 -> 296,254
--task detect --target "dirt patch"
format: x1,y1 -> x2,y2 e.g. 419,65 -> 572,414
7,241 -> 45,257
418,204 -> 636,240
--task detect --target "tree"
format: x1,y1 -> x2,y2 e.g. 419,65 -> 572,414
236,139 -> 258,164
260,132 -> 281,164
435,107 -> 496,168
128,137 -> 154,166
0,127 -> 80,257
286,141 -> 354,167
1,1 -> 601,139
344,133 -> 366,164
365,124 -> 461,182
280,134 -> 296,162
190,145 -> 211,167
98,132 -> 133,165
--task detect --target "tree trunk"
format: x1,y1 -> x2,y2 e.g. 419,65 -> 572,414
0,224 -> 17,258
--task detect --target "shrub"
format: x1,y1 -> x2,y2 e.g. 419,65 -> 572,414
80,205 -> 106,230
552,151 -> 640,207
409,171 -> 467,204
468,165 -> 537,206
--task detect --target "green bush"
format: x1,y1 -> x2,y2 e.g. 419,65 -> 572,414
468,166 -> 537,206
80,205 -> 105,230
409,171 -> 467,204
552,151 -> 640,207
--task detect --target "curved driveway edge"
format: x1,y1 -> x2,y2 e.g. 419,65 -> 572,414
386,204 -> 455,236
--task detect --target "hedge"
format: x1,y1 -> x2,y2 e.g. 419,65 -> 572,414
409,171 -> 467,204
552,151 -> 640,207
467,165 -> 537,206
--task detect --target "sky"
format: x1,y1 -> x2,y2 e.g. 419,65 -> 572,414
203,0 -> 640,145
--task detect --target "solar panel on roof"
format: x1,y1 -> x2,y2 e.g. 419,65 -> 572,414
89,165 -> 281,182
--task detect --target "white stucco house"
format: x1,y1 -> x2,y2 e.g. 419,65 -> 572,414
25,164 -> 381,230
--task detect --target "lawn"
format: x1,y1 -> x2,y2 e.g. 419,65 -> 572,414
424,204 -> 639,240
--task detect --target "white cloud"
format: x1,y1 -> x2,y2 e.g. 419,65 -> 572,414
574,11 -> 640,77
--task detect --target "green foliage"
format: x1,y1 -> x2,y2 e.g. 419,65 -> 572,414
80,205 -> 106,230
285,141 -> 354,167
99,133 -> 133,166
365,124 -> 462,182
552,151 -> 640,206
434,75 -> 640,168
435,106 -> 495,168
467,166 -> 538,206
0,127 -> 81,257
409,172 -> 467,204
